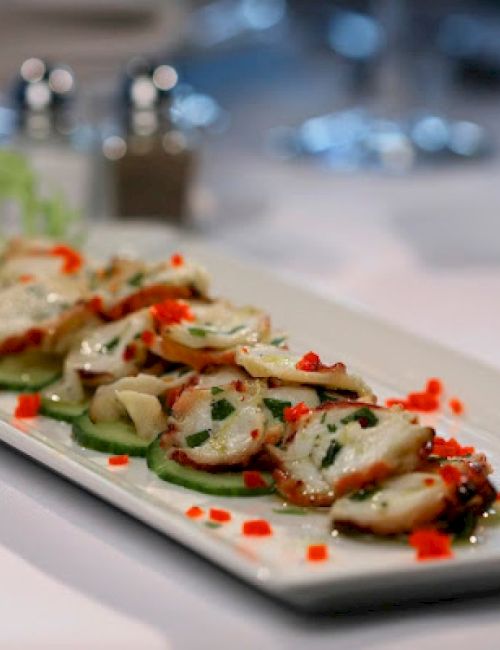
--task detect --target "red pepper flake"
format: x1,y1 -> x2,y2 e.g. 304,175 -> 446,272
432,436 -> 474,458
385,398 -> 408,408
122,343 -> 136,361
296,351 -> 321,372
307,544 -> 329,562
88,296 -> 103,313
185,506 -> 204,519
19,274 -> 35,283
406,392 -> 439,412
424,477 -> 436,486
14,393 -> 41,418
426,378 -> 443,396
141,330 -> 155,346
170,252 -> 184,267
242,519 -> 273,537
408,528 -> 453,561
284,402 -> 310,423
243,470 -> 267,489
209,508 -> 231,523
439,464 -> 463,487
250,428 -> 259,440
50,244 -> 83,274
449,398 -> 464,416
232,379 -> 246,393
150,299 -> 194,326
108,454 -> 129,467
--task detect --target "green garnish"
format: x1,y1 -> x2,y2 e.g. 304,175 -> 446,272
211,386 -> 224,395
270,336 -> 287,347
188,327 -> 207,338
263,398 -> 292,422
316,387 -> 340,404
102,336 -> 120,353
205,522 -> 221,529
320,413 -> 327,424
349,486 -> 380,501
186,429 -> 211,448
272,507 -> 309,516
211,399 -> 235,421
128,271 -> 145,287
226,325 -> 245,335
341,407 -> 378,428
327,423 -> 337,433
321,440 -> 342,468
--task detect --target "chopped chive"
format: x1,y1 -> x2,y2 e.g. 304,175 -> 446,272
101,336 -> 120,353
341,407 -> 378,428
127,271 -> 145,287
188,327 -> 207,338
272,507 -> 309,516
270,336 -> 287,347
205,521 -> 222,529
226,325 -> 245,335
327,423 -> 337,433
211,399 -> 235,421
211,386 -> 224,395
320,413 -> 327,424
186,429 -> 211,448
316,387 -> 340,404
263,398 -> 292,422
321,440 -> 342,468
349,486 -> 380,501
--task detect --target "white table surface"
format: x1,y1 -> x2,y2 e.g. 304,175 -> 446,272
4,152 -> 500,647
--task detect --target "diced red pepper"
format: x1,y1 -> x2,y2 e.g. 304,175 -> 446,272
122,343 -> 136,361
185,506 -> 204,519
296,351 -> 321,372
88,296 -> 103,314
408,528 -> 453,561
449,398 -> 465,416
283,402 -> 310,423
141,330 -> 155,346
242,519 -> 272,537
170,253 -> 184,267
209,508 -> 231,523
426,378 -> 443,396
14,393 -> 41,418
108,454 -> 129,466
250,429 -> 259,440
18,274 -> 35,283
307,544 -> 329,562
439,464 -> 463,487
406,392 -> 439,412
243,471 -> 267,489
432,436 -> 474,458
424,477 -> 436,486
150,299 -> 194,326
232,379 -> 246,393
50,244 -> 83,274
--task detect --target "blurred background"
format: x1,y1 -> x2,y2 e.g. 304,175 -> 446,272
1,0 -> 500,364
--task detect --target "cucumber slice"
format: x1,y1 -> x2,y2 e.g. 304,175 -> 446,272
147,437 -> 275,497
72,414 -> 149,456
40,398 -> 88,423
0,351 -> 62,391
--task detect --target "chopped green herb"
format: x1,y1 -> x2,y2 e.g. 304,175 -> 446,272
341,407 -> 378,428
321,440 -> 342,468
211,386 -> 224,395
211,399 -> 235,421
270,336 -> 287,347
205,521 -> 221,529
101,336 -> 120,353
320,413 -> 327,424
188,327 -> 207,338
263,398 -> 292,422
349,486 -> 380,501
316,387 -> 340,404
327,423 -> 337,433
127,271 -> 145,287
226,325 -> 245,335
272,507 -> 309,516
186,429 -> 211,448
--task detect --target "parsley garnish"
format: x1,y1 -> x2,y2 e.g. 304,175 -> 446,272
327,423 -> 337,433
188,327 -> 207,337
263,398 -> 292,422
101,336 -> 120,353
341,407 -> 378,428
211,399 -> 235,421
211,386 -> 224,395
270,336 -> 287,347
128,271 -> 145,287
321,440 -> 342,468
349,486 -> 380,501
226,325 -> 245,335
186,429 -> 211,448
316,387 -> 340,404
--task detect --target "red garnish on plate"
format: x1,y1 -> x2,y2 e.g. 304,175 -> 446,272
406,392 -> 439,412
108,454 -> 129,467
19,274 -> 35,283
426,378 -> 443,396
150,299 -> 194,326
232,379 -> 245,393
141,330 -> 155,346
170,253 -> 184,267
296,351 -> 321,372
424,477 -> 436,486
307,544 -> 329,562
385,398 -> 408,408
284,402 -> 310,423
242,519 -> 272,537
122,343 -> 136,361
185,506 -> 204,519
408,528 -> 453,561
432,436 -> 474,458
250,429 -> 259,439
210,508 -> 231,523
449,398 -> 464,416
439,464 -> 463,487
243,471 -> 267,489
50,244 -> 83,274
14,393 -> 41,418
88,296 -> 103,313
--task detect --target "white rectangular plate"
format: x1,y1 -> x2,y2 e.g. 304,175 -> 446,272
1,234 -> 500,611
